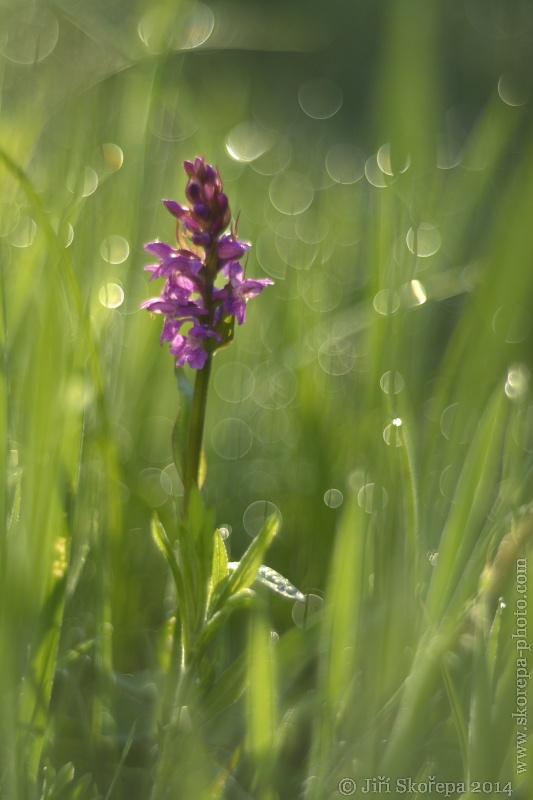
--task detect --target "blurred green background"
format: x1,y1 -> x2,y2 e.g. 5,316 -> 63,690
1,0 -> 533,798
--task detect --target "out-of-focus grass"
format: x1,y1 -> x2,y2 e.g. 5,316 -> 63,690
1,0 -> 533,797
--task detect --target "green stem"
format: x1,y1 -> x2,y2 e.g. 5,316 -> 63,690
183,353 -> 212,514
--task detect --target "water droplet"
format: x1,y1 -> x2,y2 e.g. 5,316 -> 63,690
214,362 -> 255,403
269,171 -> 314,215
217,524 -> 231,540
255,565 -> 304,601
383,419 -> 402,447
298,78 -> 343,119
428,551 -> 439,566
137,468 -> 167,507
357,483 -> 388,513
365,155 -> 388,188
252,363 -> 298,408
98,282 -> 124,309
303,273 -> 342,312
160,463 -> 184,497
325,144 -> 365,184
226,121 -> 272,163
377,143 -> 410,176
98,143 -> 124,173
379,372 -> 405,394
373,289 -> 400,316
275,231 -> 318,270
406,224 -> 441,257
318,338 -> 356,376
498,73 -> 529,107
294,209 -> 329,244
169,1 -> 214,49
251,408 -> 291,446
492,305 -> 530,344
243,500 -> 282,538
505,363 -> 529,401
250,135 -> 292,176
211,418 -> 253,460
100,235 -> 129,264
67,167 -> 98,197
9,217 -> 36,248
270,630 -> 279,644
402,279 -> 427,307
440,403 -> 459,440
439,464 -> 457,502
292,593 -> 324,629
0,7 -> 59,64
324,489 -> 343,508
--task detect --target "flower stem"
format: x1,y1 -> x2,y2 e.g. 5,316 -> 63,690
183,352 -> 212,514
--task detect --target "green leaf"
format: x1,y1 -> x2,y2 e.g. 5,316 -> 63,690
214,514 -> 280,612
200,652 -> 248,723
172,367 -> 194,485
208,529 -> 229,611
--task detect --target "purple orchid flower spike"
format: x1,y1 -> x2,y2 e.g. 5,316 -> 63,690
141,156 -> 273,369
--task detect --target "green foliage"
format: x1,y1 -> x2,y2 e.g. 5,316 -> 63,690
1,0 -> 533,798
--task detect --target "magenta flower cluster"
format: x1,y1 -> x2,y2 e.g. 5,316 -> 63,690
141,157 -> 273,369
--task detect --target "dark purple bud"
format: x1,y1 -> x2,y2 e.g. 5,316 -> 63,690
186,181 -> 202,203
191,231 -> 211,247
183,160 -> 195,178
218,193 -> 229,213
204,164 -> 217,184
184,216 -> 201,233
193,203 -> 210,220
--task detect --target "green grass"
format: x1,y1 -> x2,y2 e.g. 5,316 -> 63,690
1,0 -> 533,798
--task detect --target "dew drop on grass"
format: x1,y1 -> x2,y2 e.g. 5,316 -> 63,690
365,155 -> 388,188
373,289 -> 400,316
243,500 -> 282,538
379,371 -> 405,394
318,338 -> 356,375
226,121 -> 272,163
492,305 -> 530,344
357,483 -> 388,513
505,364 -> 529,401
98,282 -> 124,309
214,361 -> 255,403
292,594 -> 324,629
406,224 -> 441,257
269,171 -> 314,215
211,418 -> 253,460
377,143 -> 410,176
160,463 -> 183,497
217,524 -> 231,540
324,489 -> 343,508
298,78 -> 343,119
9,217 -> 36,248
325,144 -> 365,184
383,418 -> 403,447
100,235 -> 130,264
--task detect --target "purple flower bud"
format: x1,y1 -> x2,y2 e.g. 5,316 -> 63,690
186,182 -> 202,203
162,199 -> 188,219
191,231 -> 211,247
193,203 -> 210,220
217,235 -> 251,260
